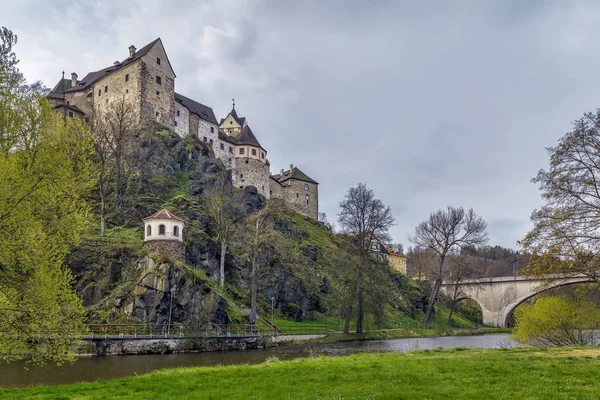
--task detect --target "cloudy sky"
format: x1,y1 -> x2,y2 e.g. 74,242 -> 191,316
3,0 -> 600,248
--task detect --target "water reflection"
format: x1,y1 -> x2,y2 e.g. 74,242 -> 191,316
0,333 -> 517,388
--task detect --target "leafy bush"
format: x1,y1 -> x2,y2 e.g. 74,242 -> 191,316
512,296 -> 600,346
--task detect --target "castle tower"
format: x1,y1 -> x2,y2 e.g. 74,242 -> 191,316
218,103 -> 270,198
142,209 -> 185,261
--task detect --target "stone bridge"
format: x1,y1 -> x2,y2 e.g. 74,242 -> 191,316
439,275 -> 593,327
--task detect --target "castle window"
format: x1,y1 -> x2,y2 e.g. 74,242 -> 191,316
239,148 -> 245,155
159,224 -> 166,235
156,91 -> 160,96
106,99 -> 108,103
210,139 -> 213,145
270,190 -> 272,196
125,74 -> 129,82
240,174 -> 244,179
306,194 -> 310,204
296,193 -> 299,199
230,121 -> 233,125
240,186 -> 243,189
251,149 -> 257,156
177,110 -> 180,117
147,225 -> 151,236
104,86 -> 108,93
156,75 -> 162,85
66,101 -> 70,105
156,111 -> 159,117
174,121 -> 177,127
68,111 -> 74,118
261,152 -> 265,159
220,143 -> 224,150
229,146 -> 233,153
156,57 -> 161,65
173,225 -> 179,237
98,90 -> 101,97
203,136 -> 207,142
210,127 -> 214,133
305,184 -> 309,191
228,158 -> 232,164
126,89 -> 129,94
245,160 -> 248,164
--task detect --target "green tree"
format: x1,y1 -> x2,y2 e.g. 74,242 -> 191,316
513,296 -> 600,346
0,27 -> 97,364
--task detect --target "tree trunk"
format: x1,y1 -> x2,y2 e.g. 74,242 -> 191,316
423,278 -> 442,328
219,241 -> 226,288
343,302 -> 353,334
356,287 -> 364,334
447,301 -> 456,326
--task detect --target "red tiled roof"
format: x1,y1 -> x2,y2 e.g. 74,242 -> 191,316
143,208 -> 184,222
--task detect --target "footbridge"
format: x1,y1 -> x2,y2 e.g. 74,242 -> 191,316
439,274 -> 593,327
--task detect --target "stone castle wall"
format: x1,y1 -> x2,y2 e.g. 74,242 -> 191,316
144,240 -> 185,262
174,101 -> 190,136
278,179 -> 318,220
92,61 -> 142,122
235,158 -> 270,198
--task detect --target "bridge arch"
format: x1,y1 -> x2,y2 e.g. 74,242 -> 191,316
440,275 -> 594,327
501,279 -> 594,327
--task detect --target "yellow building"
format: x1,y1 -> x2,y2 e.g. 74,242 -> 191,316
387,249 -> 407,274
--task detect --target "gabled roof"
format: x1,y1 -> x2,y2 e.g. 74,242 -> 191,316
272,166 -> 318,185
64,38 -> 169,93
219,107 -> 246,127
48,78 -> 72,99
143,208 -> 184,222
175,93 -> 217,124
387,249 -> 406,258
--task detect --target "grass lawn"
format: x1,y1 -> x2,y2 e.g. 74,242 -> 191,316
4,347 -> 600,399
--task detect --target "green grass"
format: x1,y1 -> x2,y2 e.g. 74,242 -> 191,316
4,347 -> 600,399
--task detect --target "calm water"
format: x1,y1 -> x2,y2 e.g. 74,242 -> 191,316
0,333 -> 516,388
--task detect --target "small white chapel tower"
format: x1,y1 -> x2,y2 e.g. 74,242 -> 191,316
142,209 -> 185,261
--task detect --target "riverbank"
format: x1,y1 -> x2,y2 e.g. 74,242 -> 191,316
3,347 -> 599,399
313,327 -> 512,343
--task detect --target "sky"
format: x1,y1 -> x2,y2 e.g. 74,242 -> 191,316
3,0 -> 600,249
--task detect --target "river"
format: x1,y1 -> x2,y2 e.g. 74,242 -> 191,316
0,333 -> 517,388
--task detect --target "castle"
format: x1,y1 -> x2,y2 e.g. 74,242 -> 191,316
47,38 -> 318,220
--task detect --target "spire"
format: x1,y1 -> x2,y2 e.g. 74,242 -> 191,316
232,98 -> 235,110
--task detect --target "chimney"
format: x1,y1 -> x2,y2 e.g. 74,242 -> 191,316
128,45 -> 136,57
71,72 -> 77,87
114,61 -> 120,66
290,164 -> 294,170
280,169 -> 284,175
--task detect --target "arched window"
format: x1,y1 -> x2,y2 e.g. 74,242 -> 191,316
304,183 -> 309,191
159,224 -> 166,235
173,225 -> 179,237
146,225 -> 152,236
306,194 -> 310,204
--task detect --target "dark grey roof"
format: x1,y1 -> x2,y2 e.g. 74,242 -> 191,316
53,103 -> 85,114
64,38 -> 162,93
218,124 -> 263,148
175,92 -> 217,124
273,166 -> 318,185
47,78 -> 72,99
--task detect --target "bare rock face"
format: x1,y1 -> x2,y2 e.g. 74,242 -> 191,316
118,257 -> 228,327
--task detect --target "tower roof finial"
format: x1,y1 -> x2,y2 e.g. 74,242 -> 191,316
232,98 -> 235,110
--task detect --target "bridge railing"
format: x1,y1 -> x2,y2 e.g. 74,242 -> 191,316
83,324 -> 328,339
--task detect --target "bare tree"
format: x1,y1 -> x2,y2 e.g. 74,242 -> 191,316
406,246 -> 437,280
92,96 -> 138,218
243,200 -> 285,325
338,183 -> 395,334
410,206 -> 488,328
204,173 -> 245,288
445,252 -> 477,325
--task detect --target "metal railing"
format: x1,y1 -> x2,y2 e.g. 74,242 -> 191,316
83,324 -> 329,339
